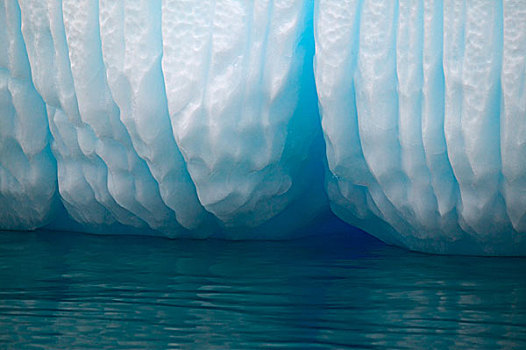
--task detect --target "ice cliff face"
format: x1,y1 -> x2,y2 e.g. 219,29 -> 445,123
0,0 -> 524,255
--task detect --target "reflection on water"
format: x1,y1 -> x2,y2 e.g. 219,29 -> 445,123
0,228 -> 525,349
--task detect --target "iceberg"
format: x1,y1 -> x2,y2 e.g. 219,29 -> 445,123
0,0 -> 524,255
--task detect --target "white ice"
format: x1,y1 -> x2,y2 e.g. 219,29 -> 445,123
0,0 -> 524,255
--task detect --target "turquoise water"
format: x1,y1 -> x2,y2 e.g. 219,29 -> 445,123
0,228 -> 525,349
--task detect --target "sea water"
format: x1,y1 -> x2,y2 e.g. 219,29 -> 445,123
0,228 -> 525,349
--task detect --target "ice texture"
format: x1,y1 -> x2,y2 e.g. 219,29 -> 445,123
0,0 -> 57,230
0,0 -> 524,255
315,0 -> 525,255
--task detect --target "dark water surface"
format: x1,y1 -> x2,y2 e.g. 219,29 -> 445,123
0,229 -> 525,349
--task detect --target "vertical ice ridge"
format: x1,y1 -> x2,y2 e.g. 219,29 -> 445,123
356,1 -> 417,228
422,0 -> 458,225
201,0 -> 216,143
129,0 -> 212,232
256,0 -> 274,119
315,0 -> 409,246
16,1 -> 56,106
161,0 -> 215,169
61,0 -> 145,228
100,0 -> 210,233
237,0 -> 254,131
97,0 -> 181,233
243,0 -> 272,170
63,0 -> 174,231
443,0 -> 474,234
17,0 -> 102,227
396,0 -> 439,231
161,0 -> 240,217
355,1 -> 428,243
502,0 -> 526,233
204,0 -> 273,219
315,0 -> 524,253
98,0 -> 176,231
162,0 -> 321,230
315,0 -> 377,222
444,0 -> 510,237
44,0 -> 117,227
0,0 -> 57,230
463,0 -> 507,236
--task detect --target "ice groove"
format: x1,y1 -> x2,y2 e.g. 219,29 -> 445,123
0,0 -> 524,255
0,0 -> 58,230
315,0 -> 525,254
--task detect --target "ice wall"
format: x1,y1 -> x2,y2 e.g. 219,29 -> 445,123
315,0 -> 525,255
0,0 -> 524,255
0,0 -> 57,230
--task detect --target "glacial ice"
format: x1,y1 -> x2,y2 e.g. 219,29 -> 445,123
0,0 -> 524,255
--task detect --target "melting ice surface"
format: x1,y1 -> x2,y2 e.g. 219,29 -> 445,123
0,0 -> 525,255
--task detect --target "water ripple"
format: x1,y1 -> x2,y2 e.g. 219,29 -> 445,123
0,229 -> 525,349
